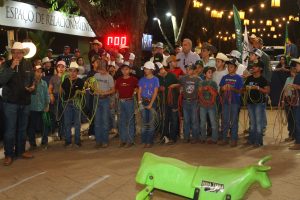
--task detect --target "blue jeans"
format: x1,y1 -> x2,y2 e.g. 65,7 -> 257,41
118,99 -> 135,143
94,97 -> 110,144
141,101 -> 157,144
262,103 -> 267,130
3,103 -> 30,157
28,111 -> 50,146
199,105 -> 218,142
161,104 -> 179,142
183,100 -> 199,140
295,105 -> 300,144
64,103 -> 81,144
221,104 -> 240,141
50,94 -> 65,138
247,103 -> 265,145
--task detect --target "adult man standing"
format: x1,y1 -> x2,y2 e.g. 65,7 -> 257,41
0,42 -> 35,166
286,38 -> 299,58
57,45 -> 73,67
150,42 -> 169,66
176,38 -> 200,73
88,39 -> 105,64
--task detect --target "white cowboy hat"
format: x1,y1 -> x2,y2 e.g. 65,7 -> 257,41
291,57 -> 300,64
8,42 -> 30,56
42,57 -> 53,64
90,39 -> 102,45
69,61 -> 79,70
216,52 -> 230,61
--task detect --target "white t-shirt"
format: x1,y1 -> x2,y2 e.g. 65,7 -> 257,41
236,63 -> 247,76
213,69 -> 228,91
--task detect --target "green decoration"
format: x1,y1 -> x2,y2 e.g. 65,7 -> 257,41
136,152 -> 272,200
233,5 -> 243,54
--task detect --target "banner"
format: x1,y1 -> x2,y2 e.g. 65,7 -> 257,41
233,5 -> 243,54
242,26 -> 250,66
0,0 -> 96,37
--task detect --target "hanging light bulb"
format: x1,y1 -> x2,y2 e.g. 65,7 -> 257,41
271,0 -> 280,7
239,11 -> 245,19
260,3 -> 265,8
244,19 -> 250,25
252,28 -> 256,33
270,26 -> 275,31
266,20 -> 272,26
22,41 -> 37,59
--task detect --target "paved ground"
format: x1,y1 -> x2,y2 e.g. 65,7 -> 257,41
0,109 -> 300,200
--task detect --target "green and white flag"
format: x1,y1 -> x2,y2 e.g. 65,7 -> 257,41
233,5 -> 242,54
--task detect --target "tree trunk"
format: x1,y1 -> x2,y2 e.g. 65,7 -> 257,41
176,0 -> 192,43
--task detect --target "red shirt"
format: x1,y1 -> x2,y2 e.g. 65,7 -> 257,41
170,68 -> 184,78
115,76 -> 138,99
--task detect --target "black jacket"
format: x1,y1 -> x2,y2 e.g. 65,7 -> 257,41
0,59 -> 34,105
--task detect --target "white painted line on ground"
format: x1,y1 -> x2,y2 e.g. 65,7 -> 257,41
0,171 -> 47,193
65,175 -> 110,200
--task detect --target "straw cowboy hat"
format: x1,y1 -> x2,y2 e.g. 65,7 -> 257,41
90,39 -> 102,45
8,42 -> 29,56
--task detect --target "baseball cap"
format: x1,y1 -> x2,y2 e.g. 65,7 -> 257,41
142,61 -> 155,70
155,42 -> 164,49
184,64 -> 197,70
56,60 -> 66,67
225,58 -> 238,67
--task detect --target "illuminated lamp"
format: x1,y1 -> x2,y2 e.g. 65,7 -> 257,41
223,37 -> 228,41
232,33 -> 236,39
271,0 -> 280,7
266,20 -> 272,26
239,11 -> 245,19
252,28 -> 256,33
244,19 -> 250,25
270,27 -> 275,31
273,35 -> 278,39
294,17 -> 300,22
289,15 -> 294,21
22,41 -> 36,59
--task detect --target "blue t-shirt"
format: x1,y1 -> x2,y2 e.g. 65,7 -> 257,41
219,74 -> 243,104
138,76 -> 160,99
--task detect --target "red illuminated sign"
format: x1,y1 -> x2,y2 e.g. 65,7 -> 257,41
106,36 -> 128,46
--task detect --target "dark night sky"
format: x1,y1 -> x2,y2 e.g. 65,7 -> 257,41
146,0 -> 300,52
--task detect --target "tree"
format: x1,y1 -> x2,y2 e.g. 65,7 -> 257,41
30,0 -> 148,65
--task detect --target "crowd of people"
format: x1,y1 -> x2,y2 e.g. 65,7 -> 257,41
0,35 -> 300,167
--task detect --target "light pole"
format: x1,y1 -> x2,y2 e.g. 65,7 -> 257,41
166,12 -> 178,41
153,17 -> 174,51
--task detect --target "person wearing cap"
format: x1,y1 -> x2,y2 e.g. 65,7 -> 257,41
115,62 -> 138,148
227,50 -> 247,76
178,63 -> 201,143
74,48 -> 81,58
42,57 -> 54,85
88,39 -> 105,64
282,67 -> 297,142
198,66 -> 218,144
167,55 -> 184,78
212,52 -> 229,91
219,59 -> 244,147
157,61 -> 180,144
150,42 -> 169,66
288,57 -> 300,150
28,65 -> 50,150
0,42 -> 36,166
48,60 -> 66,140
244,60 -> 270,148
200,42 -> 216,68
248,48 -> 264,72
138,61 -> 160,148
176,38 -> 200,73
61,61 -> 84,148
57,45 -> 74,68
94,60 -> 115,148
252,38 -> 272,82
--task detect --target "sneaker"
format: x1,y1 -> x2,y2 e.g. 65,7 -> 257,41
124,143 -> 134,148
22,152 -> 34,159
3,156 -> 13,166
64,143 -> 72,148
74,143 -> 82,148
289,144 -> 300,150
119,142 -> 126,147
218,140 -> 228,145
230,140 -> 238,147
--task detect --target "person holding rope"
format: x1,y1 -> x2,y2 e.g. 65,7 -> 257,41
179,64 -> 201,144
61,62 -> 84,148
219,59 -> 243,147
138,61 -> 160,148
49,61 -> 66,140
115,62 -> 138,148
157,62 -> 180,144
94,60 -> 115,148
244,61 -> 270,147
28,65 -> 50,150
199,67 -> 218,144
289,57 -> 300,150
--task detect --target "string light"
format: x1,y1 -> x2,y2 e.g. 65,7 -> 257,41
244,19 -> 250,25
278,23 -> 282,28
206,7 -> 211,11
260,3 -> 265,8
260,20 -> 264,24
271,0 -> 281,7
249,8 -> 253,13
266,20 -> 272,26
252,20 -> 256,24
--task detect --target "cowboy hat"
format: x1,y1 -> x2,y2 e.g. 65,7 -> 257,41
8,42 -> 29,56
90,39 -> 102,45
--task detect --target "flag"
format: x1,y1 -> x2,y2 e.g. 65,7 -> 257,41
242,26 -> 250,66
284,24 -> 289,55
233,5 -> 243,54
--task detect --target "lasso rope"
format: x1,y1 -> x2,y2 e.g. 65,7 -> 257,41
198,86 -> 218,107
